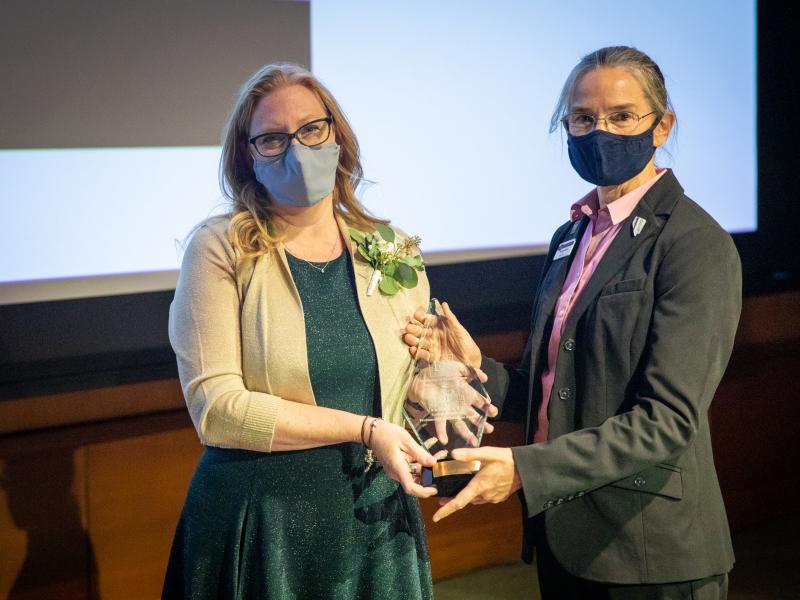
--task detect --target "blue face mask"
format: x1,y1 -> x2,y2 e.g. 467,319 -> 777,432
567,122 -> 657,186
253,143 -> 340,207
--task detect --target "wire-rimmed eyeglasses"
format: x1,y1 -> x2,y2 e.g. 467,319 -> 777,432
561,111 -> 658,136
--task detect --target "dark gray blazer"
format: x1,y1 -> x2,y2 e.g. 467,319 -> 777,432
481,170 -> 741,584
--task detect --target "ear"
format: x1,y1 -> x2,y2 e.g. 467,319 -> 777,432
653,111 -> 675,148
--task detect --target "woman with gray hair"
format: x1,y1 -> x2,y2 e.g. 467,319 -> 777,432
406,46 -> 741,599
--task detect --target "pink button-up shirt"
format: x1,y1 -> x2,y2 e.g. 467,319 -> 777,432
534,169 -> 667,443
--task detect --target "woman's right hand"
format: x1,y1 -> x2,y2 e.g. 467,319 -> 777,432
368,419 -> 438,498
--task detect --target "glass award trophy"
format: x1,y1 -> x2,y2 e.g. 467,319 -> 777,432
403,298 -> 492,496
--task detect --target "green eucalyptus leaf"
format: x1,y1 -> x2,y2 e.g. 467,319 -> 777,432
399,256 -> 418,269
401,256 -> 424,270
395,262 -> 418,288
357,246 -> 372,263
379,274 -> 399,295
382,262 -> 397,278
375,223 -> 395,243
349,228 -> 366,246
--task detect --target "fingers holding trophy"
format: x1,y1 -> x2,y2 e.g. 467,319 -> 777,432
404,298 -> 493,497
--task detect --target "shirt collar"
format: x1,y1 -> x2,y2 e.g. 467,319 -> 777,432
570,168 -> 668,225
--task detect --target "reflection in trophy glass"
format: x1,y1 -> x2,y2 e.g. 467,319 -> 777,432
404,298 -> 492,496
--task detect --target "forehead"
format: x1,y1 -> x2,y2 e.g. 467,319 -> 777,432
250,84 -> 327,131
569,66 -> 650,110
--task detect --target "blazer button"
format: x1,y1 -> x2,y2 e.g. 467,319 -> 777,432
563,338 -> 576,351
543,500 -> 554,509
558,388 -> 571,400
633,476 -> 646,488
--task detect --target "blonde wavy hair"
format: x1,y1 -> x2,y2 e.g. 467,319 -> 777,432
220,63 -> 384,259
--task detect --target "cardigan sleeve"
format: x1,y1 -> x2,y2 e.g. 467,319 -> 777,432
169,220 -> 282,452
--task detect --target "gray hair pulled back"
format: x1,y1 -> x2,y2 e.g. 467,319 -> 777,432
549,46 -> 675,134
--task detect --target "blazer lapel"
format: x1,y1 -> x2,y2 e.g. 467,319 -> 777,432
530,218 -> 588,342
522,170 -> 682,440
524,217 -> 588,442
562,190 -> 664,334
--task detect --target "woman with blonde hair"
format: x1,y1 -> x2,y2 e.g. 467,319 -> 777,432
162,63 -> 436,599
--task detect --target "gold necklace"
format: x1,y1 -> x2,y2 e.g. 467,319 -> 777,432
303,258 -> 332,273
286,234 -> 341,273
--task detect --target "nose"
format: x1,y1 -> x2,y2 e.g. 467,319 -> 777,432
593,116 -> 611,133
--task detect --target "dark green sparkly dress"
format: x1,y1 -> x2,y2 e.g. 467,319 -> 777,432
162,251 -> 433,600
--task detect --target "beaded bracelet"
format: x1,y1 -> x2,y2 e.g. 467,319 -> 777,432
363,418 -> 379,473
366,418 -> 379,447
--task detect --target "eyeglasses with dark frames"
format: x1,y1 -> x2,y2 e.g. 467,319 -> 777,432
249,116 -> 334,158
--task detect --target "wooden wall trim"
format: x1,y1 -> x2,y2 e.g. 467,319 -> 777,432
1,290 -> 796,438
0,379 -> 184,436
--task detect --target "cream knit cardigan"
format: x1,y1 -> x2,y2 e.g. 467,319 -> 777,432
169,215 -> 430,452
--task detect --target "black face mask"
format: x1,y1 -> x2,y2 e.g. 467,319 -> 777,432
567,121 -> 658,186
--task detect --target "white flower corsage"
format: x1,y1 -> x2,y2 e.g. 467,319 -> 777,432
349,224 -> 424,296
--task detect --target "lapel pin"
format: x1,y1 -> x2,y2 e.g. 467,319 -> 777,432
632,216 -> 646,237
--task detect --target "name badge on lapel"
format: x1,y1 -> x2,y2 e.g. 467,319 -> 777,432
553,239 -> 576,261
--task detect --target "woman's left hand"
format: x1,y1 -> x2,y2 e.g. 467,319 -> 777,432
369,420 -> 439,498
